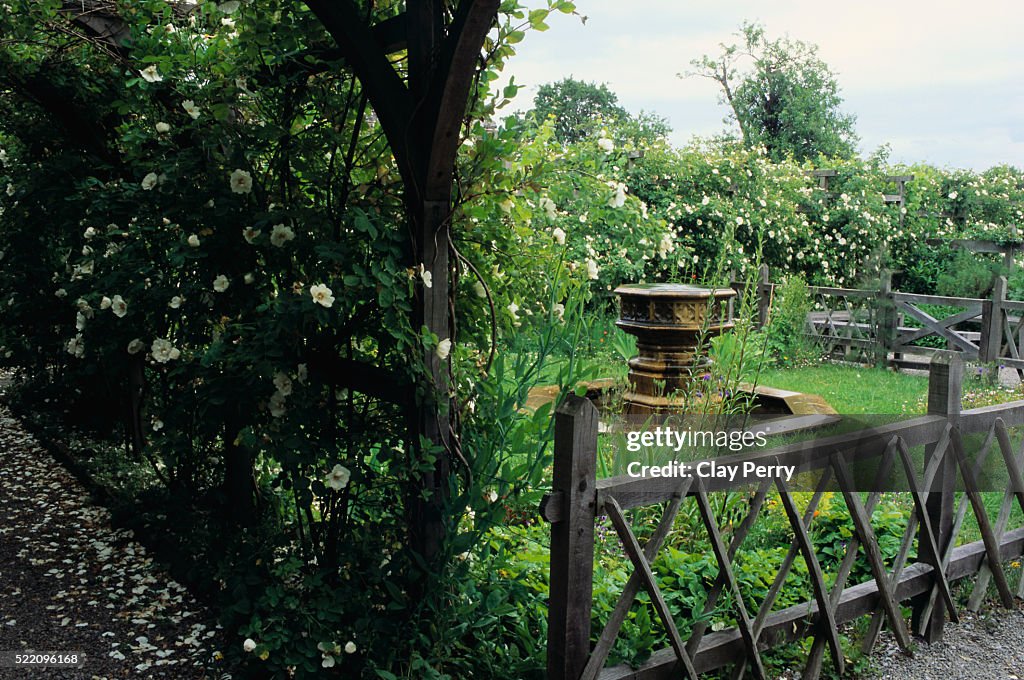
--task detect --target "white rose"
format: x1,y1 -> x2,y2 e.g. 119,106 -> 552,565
140,64 -> 163,83
213,275 -> 230,293
151,338 -> 180,363
141,173 -> 159,191
110,295 -> 128,318
229,169 -> 253,194
436,338 -> 452,361
309,283 -> 335,308
325,464 -> 351,491
269,223 -> 294,247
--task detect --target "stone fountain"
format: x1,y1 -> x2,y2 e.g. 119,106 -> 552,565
523,282 -> 835,419
615,283 -> 737,415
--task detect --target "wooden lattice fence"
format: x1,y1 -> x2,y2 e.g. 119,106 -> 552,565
541,353 -> 1024,679
734,266 -> 1024,373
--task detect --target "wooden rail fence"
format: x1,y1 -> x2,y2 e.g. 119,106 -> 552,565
733,265 -> 1024,373
541,353 -> 1024,680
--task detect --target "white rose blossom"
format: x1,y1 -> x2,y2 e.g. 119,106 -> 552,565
539,196 -> 557,219
140,64 -> 163,83
309,283 -> 335,308
269,223 -> 294,247
229,169 -> 253,194
344,641 -> 357,654
268,391 -> 287,417
213,275 -> 230,293
155,121 -> 171,133
586,259 -> 600,280
169,296 -> 182,309
99,296 -> 112,310
182,99 -> 200,119
325,464 -> 351,491
151,338 -> 181,363
141,173 -> 159,191
436,338 -> 452,361
66,334 -> 85,358
127,338 -> 146,355
273,371 -> 293,396
608,182 -> 627,209
552,227 -> 566,245
597,136 -> 614,153
242,226 -> 260,243
110,295 -> 128,318
243,639 -> 256,653
418,264 -> 432,288
187,234 -> 200,248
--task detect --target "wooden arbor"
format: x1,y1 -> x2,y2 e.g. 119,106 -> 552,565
303,0 -> 500,561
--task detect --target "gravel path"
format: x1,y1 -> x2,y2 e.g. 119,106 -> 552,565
0,404 -> 223,679
863,605 -> 1024,680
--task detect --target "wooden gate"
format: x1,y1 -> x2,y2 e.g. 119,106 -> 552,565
542,353 -> 1024,679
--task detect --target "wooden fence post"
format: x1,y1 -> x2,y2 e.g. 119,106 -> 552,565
981,276 -> 1006,366
757,264 -> 771,330
911,351 -> 962,642
876,270 -> 895,368
547,394 -> 598,680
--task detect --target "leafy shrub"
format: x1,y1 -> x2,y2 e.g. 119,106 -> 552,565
765,275 -> 817,365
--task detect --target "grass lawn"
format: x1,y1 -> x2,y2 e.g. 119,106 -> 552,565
756,362 -> 929,414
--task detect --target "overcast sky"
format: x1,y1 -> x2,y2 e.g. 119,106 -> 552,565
498,0 -> 1023,170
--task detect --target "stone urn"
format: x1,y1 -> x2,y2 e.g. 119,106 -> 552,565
615,283 -> 736,414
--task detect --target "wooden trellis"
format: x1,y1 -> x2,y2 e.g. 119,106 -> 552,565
542,353 -> 1024,680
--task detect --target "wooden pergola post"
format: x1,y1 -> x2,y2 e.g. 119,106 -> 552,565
305,0 -> 501,563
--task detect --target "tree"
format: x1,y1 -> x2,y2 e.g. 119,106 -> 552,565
687,22 -> 859,162
530,78 -> 626,143
523,77 -> 671,145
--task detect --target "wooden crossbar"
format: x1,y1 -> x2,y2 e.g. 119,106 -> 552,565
604,496 -> 699,679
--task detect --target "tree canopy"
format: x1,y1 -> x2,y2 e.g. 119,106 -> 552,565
688,21 -> 859,162
526,77 -> 670,144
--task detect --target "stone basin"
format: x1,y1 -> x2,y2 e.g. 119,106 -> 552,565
615,283 -> 736,415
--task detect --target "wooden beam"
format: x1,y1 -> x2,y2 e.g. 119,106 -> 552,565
420,0 -> 501,201
303,0 -> 413,178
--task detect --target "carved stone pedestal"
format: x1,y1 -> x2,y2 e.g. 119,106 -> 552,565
615,283 -> 736,415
